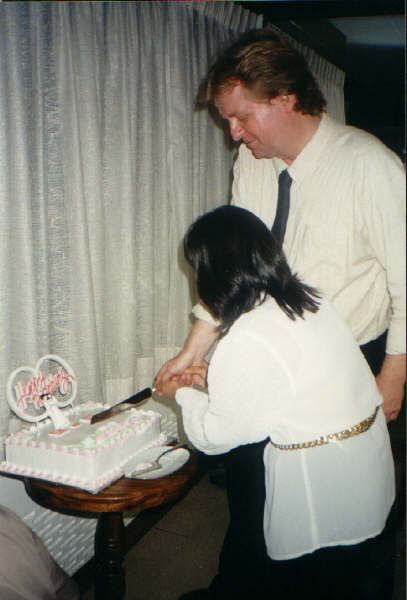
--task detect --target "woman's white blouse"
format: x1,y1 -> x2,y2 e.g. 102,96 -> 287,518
176,298 -> 395,560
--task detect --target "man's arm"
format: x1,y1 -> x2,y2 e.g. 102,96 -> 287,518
362,148 -> 406,421
376,353 -> 406,422
154,319 -> 219,392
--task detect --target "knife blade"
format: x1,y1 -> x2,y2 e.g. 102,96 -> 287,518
90,387 -> 154,425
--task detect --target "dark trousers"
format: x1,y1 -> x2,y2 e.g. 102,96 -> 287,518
360,330 -> 387,376
209,331 -> 393,598
268,504 -> 397,600
209,439 -> 269,598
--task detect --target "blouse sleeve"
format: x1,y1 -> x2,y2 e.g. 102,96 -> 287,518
191,302 -> 219,327
176,326 -> 295,455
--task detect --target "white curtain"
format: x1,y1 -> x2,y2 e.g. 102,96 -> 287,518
0,2 -> 344,456
0,1 -> 262,454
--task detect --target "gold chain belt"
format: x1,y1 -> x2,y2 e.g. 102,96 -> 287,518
269,406 -> 379,451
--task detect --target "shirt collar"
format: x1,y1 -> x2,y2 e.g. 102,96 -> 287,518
274,113 -> 335,184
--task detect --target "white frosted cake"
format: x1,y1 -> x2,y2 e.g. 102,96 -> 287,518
3,402 -> 164,492
1,355 -> 167,492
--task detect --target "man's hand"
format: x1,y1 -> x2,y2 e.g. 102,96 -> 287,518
376,354 -> 406,422
155,319 -> 219,394
158,361 -> 209,401
155,350 -> 196,393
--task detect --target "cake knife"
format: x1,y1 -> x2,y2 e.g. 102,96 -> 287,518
90,387 -> 154,424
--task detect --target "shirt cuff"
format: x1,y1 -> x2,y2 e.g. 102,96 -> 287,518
176,387 -> 226,455
386,319 -> 406,354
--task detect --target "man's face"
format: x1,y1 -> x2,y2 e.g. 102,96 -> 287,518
214,83 -> 294,161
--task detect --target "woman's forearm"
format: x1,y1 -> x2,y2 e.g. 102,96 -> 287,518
154,320 -> 219,390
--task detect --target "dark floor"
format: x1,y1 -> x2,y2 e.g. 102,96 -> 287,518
80,472 -> 228,600
81,414 -> 405,600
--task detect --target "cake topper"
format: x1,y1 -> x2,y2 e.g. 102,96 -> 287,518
7,355 -> 77,429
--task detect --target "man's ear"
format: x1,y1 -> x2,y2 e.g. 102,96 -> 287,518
270,94 -> 297,112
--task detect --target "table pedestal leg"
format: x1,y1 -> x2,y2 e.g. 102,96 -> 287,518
94,512 -> 126,600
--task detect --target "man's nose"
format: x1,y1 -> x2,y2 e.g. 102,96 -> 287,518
229,119 -> 243,141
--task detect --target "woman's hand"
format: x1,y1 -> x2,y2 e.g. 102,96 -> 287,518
158,360 -> 209,400
154,320 -> 218,394
154,350 -> 195,394
159,379 -> 187,401
184,360 -> 209,389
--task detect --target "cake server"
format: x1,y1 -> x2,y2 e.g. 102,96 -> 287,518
90,387 -> 154,424
126,443 -> 188,477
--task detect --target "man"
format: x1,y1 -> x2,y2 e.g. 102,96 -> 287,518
156,29 -> 405,599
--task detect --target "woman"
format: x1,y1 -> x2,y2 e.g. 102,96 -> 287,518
162,205 -> 395,600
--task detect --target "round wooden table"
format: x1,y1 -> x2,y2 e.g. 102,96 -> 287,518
24,452 -> 200,600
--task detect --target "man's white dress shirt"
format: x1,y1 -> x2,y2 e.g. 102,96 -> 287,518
194,114 -> 406,354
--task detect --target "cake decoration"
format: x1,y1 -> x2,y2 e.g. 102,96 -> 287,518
7,354 -> 77,429
1,356 -> 169,492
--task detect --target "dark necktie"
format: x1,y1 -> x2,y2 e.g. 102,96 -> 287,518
271,169 -> 292,245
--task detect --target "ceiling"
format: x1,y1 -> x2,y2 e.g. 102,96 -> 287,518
329,14 -> 404,90
328,14 -> 404,47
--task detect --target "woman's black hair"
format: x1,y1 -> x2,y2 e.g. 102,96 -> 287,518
184,205 -> 320,331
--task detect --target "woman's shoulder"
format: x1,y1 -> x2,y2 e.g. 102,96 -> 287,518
229,297 -> 299,337
229,297 -> 341,341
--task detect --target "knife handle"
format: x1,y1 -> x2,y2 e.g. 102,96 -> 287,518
125,387 -> 153,404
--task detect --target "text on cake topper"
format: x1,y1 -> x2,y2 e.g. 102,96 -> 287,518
7,355 -> 78,422
14,367 -> 75,411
